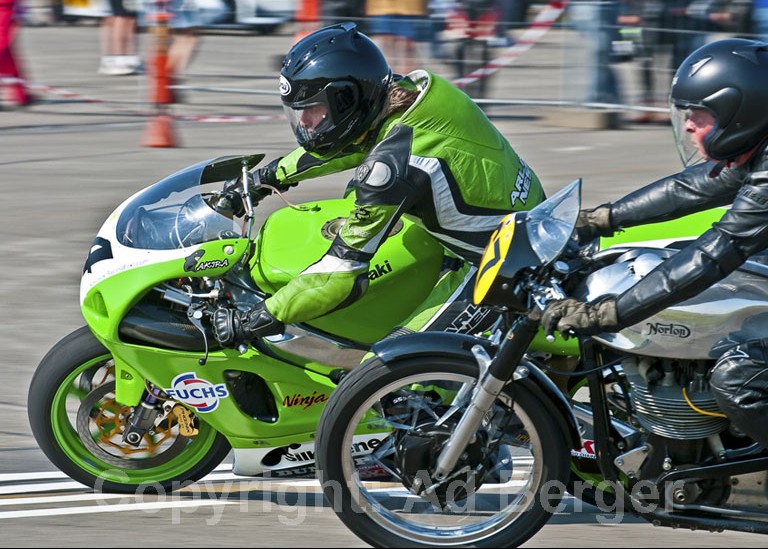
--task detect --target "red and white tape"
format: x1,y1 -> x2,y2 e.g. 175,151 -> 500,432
2,1 -> 570,123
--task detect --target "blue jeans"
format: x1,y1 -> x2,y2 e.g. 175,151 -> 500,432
568,1 -> 621,104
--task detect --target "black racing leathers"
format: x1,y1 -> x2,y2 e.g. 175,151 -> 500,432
605,146 -> 768,328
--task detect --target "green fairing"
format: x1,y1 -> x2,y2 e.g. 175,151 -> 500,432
108,343 -> 338,448
601,207 -> 726,247
82,239 -> 250,342
251,199 -> 445,344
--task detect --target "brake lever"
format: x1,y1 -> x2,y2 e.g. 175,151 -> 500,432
187,301 -> 210,365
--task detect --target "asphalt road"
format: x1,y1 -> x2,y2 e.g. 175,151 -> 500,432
1,20 -> 766,548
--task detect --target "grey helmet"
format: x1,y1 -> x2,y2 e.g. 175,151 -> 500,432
670,39 -> 768,165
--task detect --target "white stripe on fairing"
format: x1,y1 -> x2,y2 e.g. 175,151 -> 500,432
409,155 -> 507,233
421,266 -> 478,331
301,254 -> 367,275
425,228 -> 486,257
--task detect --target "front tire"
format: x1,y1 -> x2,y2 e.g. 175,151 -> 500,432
28,326 -> 231,493
316,355 -> 570,548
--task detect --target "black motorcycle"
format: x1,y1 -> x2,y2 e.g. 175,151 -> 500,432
315,179 -> 768,547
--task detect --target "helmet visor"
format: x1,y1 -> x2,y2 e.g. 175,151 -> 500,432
670,103 -> 717,168
281,81 -> 361,154
284,99 -> 333,149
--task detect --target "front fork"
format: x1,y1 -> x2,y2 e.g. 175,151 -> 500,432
122,386 -> 164,446
432,315 -> 540,481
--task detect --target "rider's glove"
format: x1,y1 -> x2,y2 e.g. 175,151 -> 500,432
574,203 -> 614,243
212,302 -> 285,348
541,297 -> 619,338
216,158 -> 285,217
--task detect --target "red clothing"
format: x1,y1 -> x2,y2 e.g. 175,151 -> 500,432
0,0 -> 30,105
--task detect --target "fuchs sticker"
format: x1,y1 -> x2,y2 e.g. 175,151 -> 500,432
163,372 -> 229,413
184,249 -> 229,273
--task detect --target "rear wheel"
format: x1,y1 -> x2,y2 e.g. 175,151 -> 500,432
316,355 -> 571,548
28,326 -> 231,493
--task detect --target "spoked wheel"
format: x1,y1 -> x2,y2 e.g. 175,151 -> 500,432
316,355 -> 570,548
28,327 -> 231,493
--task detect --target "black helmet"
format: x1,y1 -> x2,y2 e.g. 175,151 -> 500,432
670,38 -> 768,165
279,23 -> 393,158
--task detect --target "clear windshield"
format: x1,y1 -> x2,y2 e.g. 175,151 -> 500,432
526,179 -> 581,264
115,160 -> 245,250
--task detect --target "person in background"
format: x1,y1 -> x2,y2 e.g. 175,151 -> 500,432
141,0 -> 227,100
491,0 -> 529,47
754,0 -> 768,40
0,0 -> 32,106
321,0 -> 367,31
98,0 -> 141,75
617,0 -> 734,123
568,0 -> 622,105
365,0 -> 428,75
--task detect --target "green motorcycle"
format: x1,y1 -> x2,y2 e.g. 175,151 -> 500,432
27,153 -> 722,495
27,154 -> 446,493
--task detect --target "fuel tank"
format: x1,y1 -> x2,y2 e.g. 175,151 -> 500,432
579,248 -> 768,359
250,199 -> 445,345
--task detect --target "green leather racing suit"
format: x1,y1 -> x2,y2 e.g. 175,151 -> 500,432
261,69 -> 546,336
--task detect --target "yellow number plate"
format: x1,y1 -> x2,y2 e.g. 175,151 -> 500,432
474,213 -> 516,304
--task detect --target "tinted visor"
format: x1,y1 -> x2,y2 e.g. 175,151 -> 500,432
282,81 -> 360,153
283,99 -> 332,149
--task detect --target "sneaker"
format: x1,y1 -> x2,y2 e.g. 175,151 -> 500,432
98,56 -> 138,76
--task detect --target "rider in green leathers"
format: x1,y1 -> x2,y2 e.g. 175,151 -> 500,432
213,22 -> 545,347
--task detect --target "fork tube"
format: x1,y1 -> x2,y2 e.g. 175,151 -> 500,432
433,315 -> 539,481
582,338 -> 622,485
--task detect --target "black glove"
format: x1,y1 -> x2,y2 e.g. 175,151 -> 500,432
254,157 -> 280,188
212,302 -> 285,348
574,203 -> 614,243
213,189 -> 246,217
541,297 -> 619,338
217,158 -> 285,217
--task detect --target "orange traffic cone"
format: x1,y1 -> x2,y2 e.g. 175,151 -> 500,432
142,114 -> 177,148
142,8 -> 178,148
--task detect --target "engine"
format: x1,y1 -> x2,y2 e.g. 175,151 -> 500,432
621,356 -> 729,439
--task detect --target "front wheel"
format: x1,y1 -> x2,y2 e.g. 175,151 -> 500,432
316,355 -> 571,548
28,326 -> 231,493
